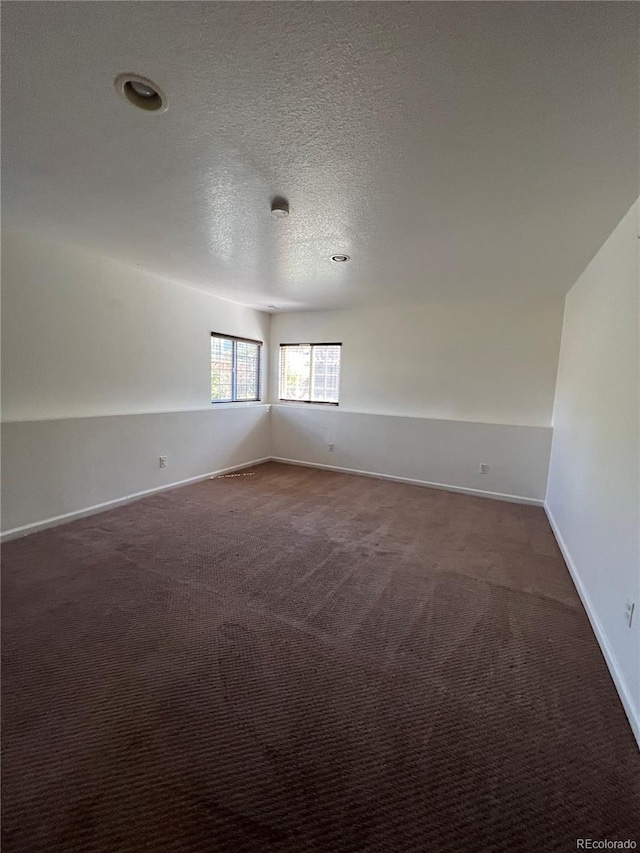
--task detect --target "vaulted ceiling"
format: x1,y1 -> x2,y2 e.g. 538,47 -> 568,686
3,2 -> 638,310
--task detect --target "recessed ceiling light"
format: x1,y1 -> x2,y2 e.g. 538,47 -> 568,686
271,197 -> 290,218
114,74 -> 167,112
331,254 -> 350,263
130,81 -> 156,99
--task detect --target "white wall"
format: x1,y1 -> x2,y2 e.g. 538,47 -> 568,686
270,301 -> 563,426
272,406 -> 552,502
269,301 -> 563,502
546,200 -> 640,744
2,408 -> 270,534
2,232 -> 269,421
1,233 -> 271,534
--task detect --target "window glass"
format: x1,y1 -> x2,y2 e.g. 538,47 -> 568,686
279,344 -> 341,404
211,334 -> 261,403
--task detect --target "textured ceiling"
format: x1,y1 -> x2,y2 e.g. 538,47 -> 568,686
3,2 -> 638,311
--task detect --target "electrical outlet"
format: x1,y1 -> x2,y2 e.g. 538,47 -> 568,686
159,456 -> 168,468
328,443 -> 335,452
479,463 -> 489,474
625,599 -> 635,628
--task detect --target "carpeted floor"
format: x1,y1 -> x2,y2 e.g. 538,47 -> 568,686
2,461 -> 639,852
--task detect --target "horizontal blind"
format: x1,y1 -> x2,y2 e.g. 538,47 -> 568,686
235,340 -> 260,401
311,344 -> 341,403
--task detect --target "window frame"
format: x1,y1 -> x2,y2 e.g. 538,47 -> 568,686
211,332 -> 262,404
279,342 -> 342,406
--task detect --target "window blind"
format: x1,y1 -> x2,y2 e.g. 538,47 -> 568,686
279,343 -> 341,404
211,334 -> 261,403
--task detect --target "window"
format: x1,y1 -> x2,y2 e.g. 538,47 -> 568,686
279,343 -> 341,404
211,334 -> 261,403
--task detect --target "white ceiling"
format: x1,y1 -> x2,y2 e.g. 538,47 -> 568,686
3,2 -> 638,311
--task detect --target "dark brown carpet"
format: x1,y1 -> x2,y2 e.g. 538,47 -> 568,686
2,462 -> 639,852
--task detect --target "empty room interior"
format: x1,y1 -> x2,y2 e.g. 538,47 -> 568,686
2,2 -> 639,851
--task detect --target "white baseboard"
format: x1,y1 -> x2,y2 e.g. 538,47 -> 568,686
545,503 -> 640,750
270,457 -> 544,506
0,457 -> 272,542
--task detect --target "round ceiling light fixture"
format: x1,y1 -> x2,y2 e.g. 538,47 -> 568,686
331,254 -> 350,263
270,197 -> 290,218
114,74 -> 167,112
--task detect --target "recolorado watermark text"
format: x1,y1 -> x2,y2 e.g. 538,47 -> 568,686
576,841 -> 637,850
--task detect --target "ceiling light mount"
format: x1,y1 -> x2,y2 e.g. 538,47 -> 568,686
115,74 -> 167,112
331,254 -> 350,263
270,197 -> 290,218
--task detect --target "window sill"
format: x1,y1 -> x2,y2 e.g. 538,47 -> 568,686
210,401 -> 265,409
276,400 -> 339,408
